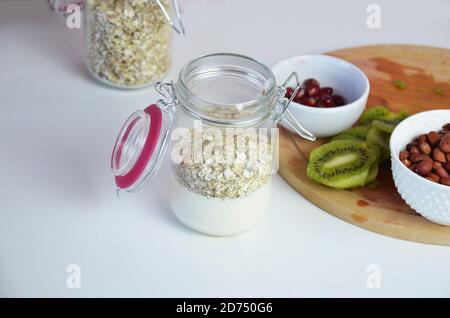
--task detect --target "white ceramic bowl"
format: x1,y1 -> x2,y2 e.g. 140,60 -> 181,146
272,55 -> 370,138
390,110 -> 450,226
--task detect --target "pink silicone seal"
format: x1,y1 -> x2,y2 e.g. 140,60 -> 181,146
114,104 -> 162,190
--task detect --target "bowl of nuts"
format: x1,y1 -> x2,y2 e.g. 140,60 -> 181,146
390,110 -> 450,226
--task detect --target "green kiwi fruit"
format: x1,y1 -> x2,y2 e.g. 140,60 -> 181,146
331,125 -> 370,142
366,126 -> 390,162
359,105 -> 391,125
371,111 -> 409,133
371,120 -> 397,133
365,146 -> 380,185
307,140 -> 379,189
310,106 -> 407,188
331,134 -> 363,142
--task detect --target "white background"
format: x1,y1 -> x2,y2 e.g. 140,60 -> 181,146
0,0 -> 449,297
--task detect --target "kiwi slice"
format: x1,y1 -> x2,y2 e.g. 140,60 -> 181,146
307,140 -> 379,189
372,119 -> 397,133
365,146 -> 380,185
359,106 -> 391,125
371,111 -> 409,133
366,126 -> 390,162
331,134 -> 362,142
342,126 -> 370,139
331,126 -> 370,142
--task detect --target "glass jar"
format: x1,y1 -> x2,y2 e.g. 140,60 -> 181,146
51,0 -> 185,89
111,53 -> 315,236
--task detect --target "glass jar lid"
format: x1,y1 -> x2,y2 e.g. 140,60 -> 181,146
111,104 -> 174,192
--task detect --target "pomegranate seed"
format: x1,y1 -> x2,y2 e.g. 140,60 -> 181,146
332,95 -> 346,106
320,96 -> 335,107
301,97 -> 318,107
302,78 -> 320,88
285,87 -> 294,98
293,87 -> 306,103
306,84 -> 320,97
320,87 -> 333,96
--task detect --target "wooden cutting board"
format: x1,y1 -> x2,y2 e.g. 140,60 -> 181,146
278,45 -> 450,245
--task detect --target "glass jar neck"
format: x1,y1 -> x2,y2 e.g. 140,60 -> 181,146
174,53 -> 281,127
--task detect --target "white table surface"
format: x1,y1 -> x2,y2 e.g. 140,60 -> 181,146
1,0 -> 449,298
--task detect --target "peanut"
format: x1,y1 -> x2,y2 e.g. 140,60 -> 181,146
433,148 -> 447,163
440,177 -> 450,186
434,166 -> 450,179
414,157 -> 433,176
410,146 -> 420,154
433,161 -> 442,169
439,136 -> 450,153
410,153 -> 426,163
401,159 -> 411,168
444,162 -> 450,173
419,142 -> 432,155
399,151 -> 410,161
406,142 -> 419,151
427,131 -> 441,145
427,173 -> 440,183
417,134 -> 427,143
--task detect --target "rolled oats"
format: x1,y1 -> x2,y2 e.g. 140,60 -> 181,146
85,0 -> 171,88
173,129 -> 273,199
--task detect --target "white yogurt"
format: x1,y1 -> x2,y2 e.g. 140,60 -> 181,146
170,174 -> 271,236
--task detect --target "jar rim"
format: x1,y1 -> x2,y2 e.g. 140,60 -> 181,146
175,53 -> 279,126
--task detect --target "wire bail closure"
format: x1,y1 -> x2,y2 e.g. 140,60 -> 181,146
276,72 -> 316,141
155,81 -> 178,110
156,0 -> 185,36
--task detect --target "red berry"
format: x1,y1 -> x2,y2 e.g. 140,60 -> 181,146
320,87 -> 333,96
285,87 -> 294,98
332,95 -> 346,106
302,78 -> 320,88
306,84 -> 320,97
301,96 -> 318,107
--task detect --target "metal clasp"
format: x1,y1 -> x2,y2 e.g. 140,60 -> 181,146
155,81 -> 178,109
275,72 -> 316,141
155,81 -> 177,130
156,0 -> 185,36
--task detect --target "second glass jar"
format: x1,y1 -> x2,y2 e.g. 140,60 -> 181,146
85,0 -> 183,89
